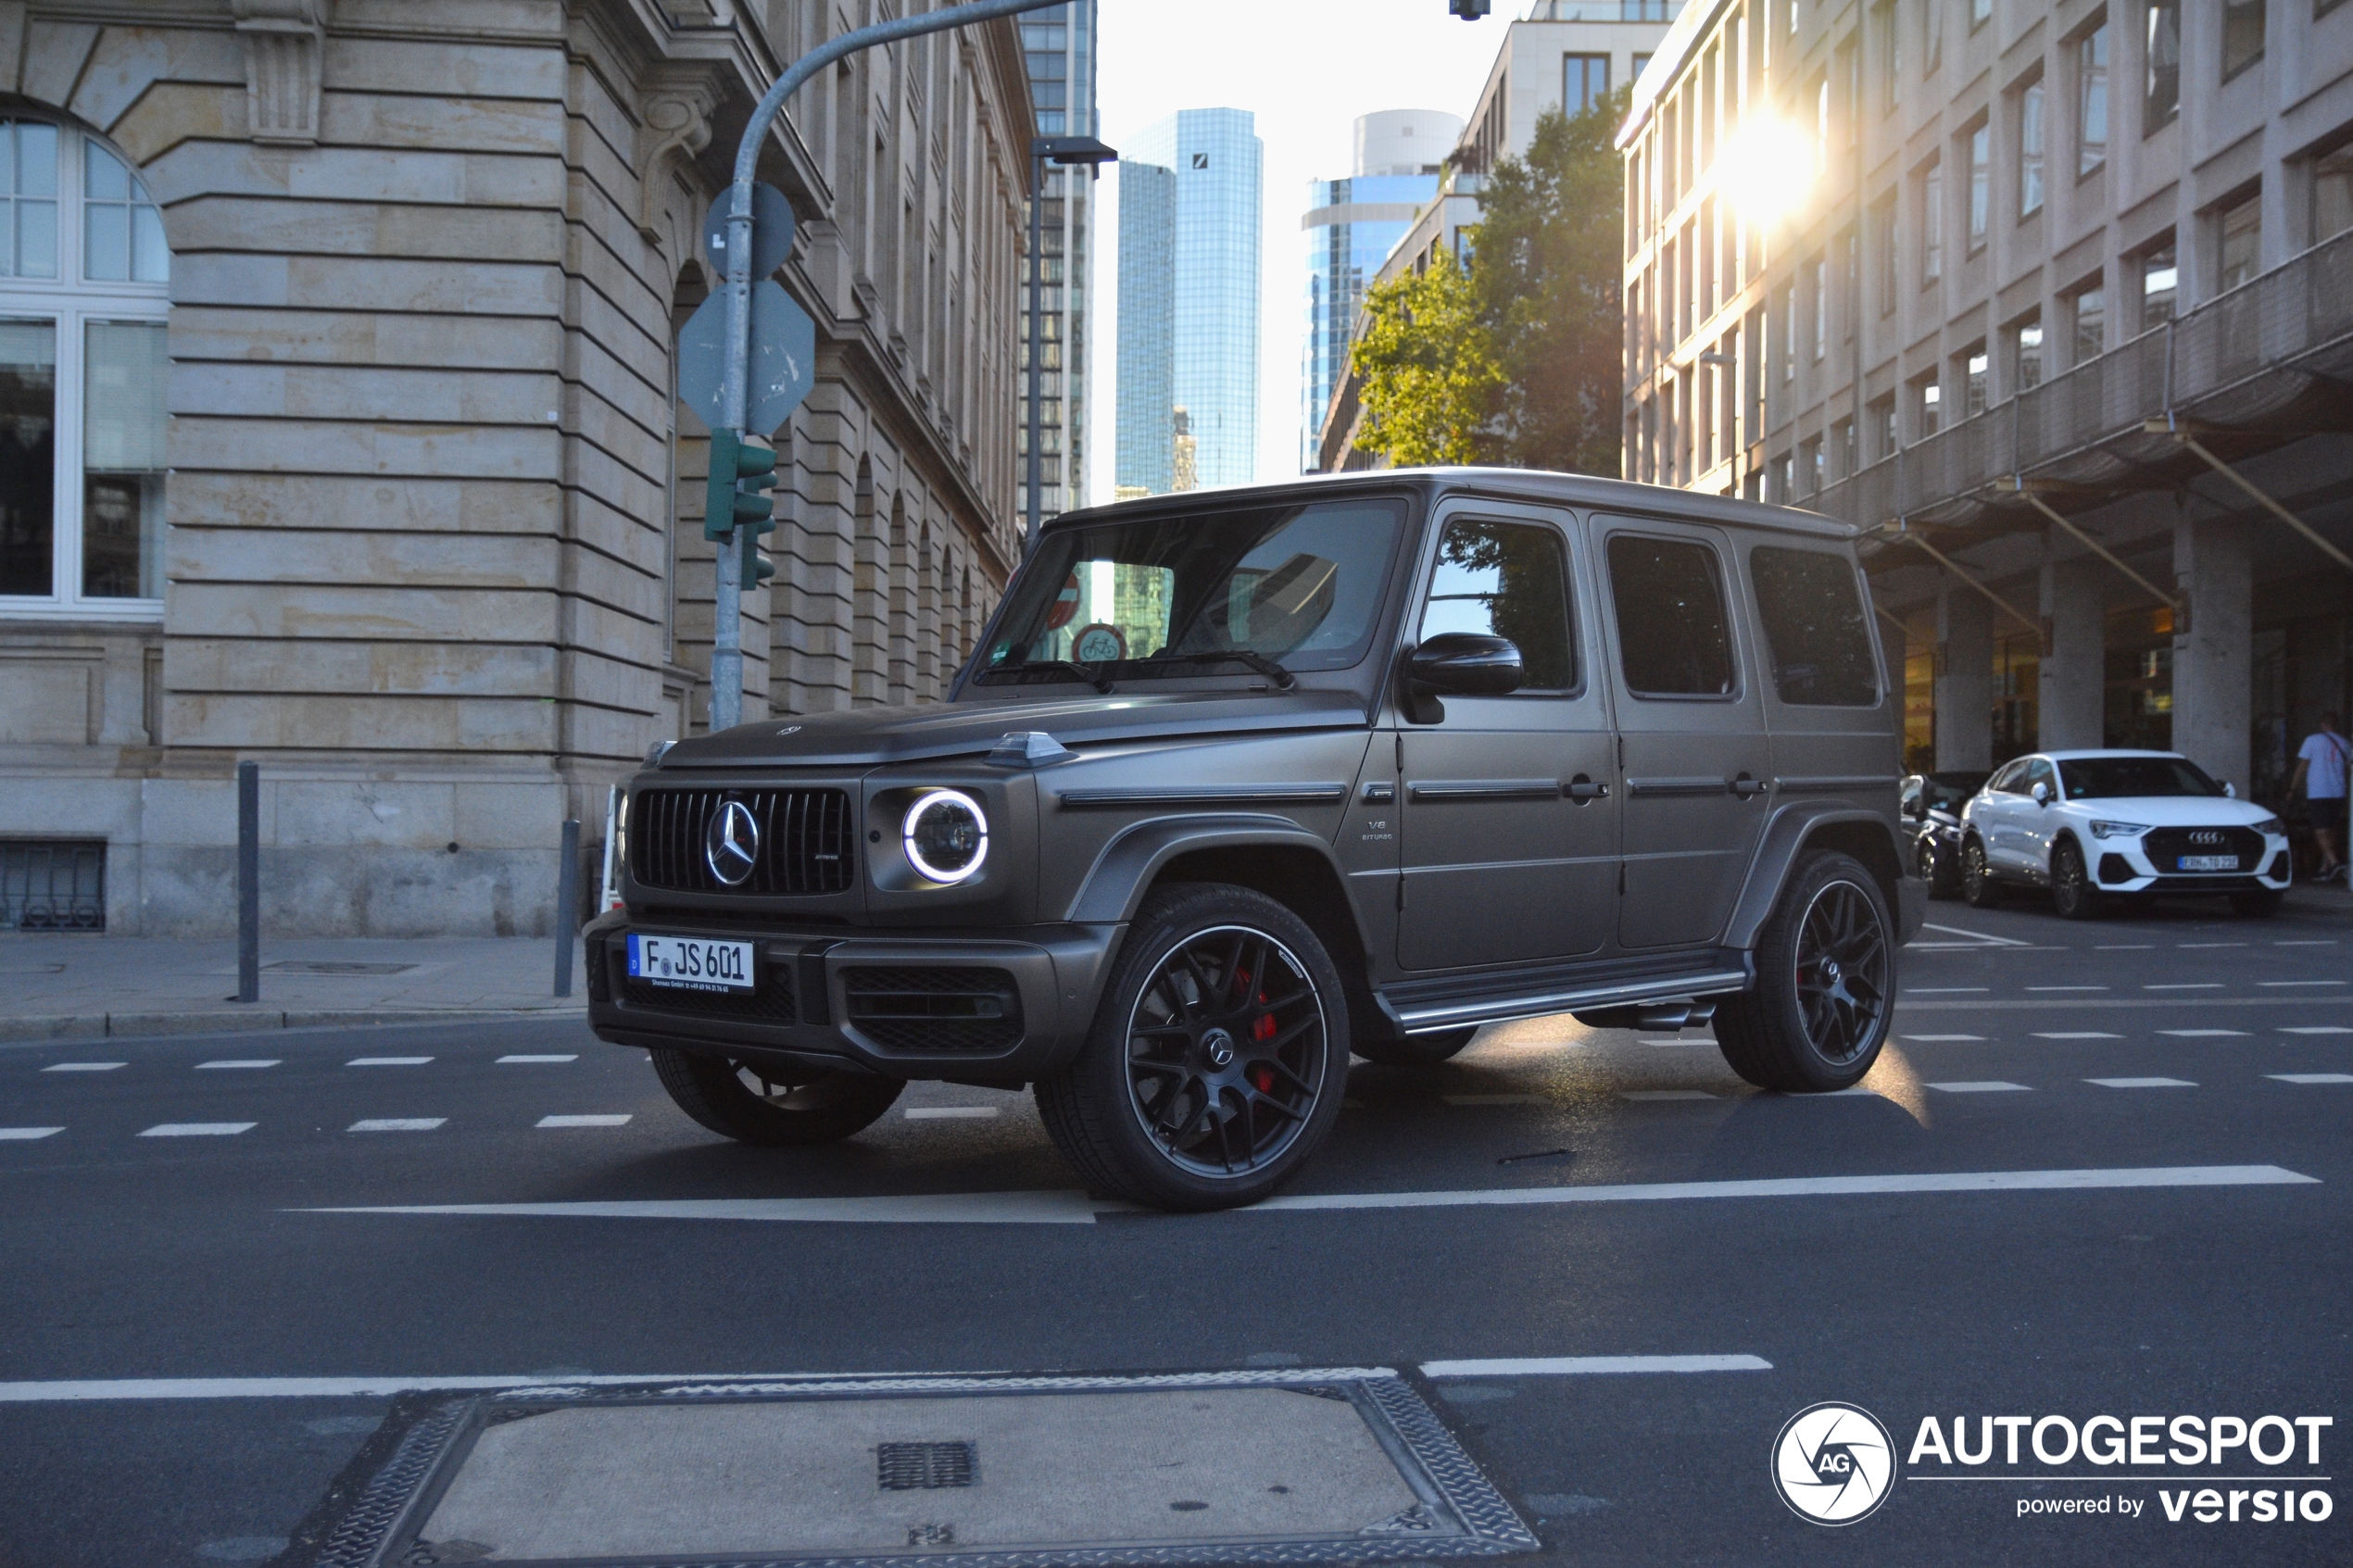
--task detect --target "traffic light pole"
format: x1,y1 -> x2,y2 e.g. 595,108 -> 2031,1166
710,0 -> 1067,734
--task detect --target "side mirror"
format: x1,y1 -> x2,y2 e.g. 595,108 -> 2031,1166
1401,633 -> 1523,723
2223,781 -> 2236,798
2031,781 -> 2051,806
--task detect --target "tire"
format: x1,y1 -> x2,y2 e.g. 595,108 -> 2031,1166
1353,1027 -> 1477,1066
650,1048 -> 903,1147
2230,889 -> 2284,919
1033,883 -> 1349,1211
1921,834 -> 1963,899
2050,839 -> 2105,921
1712,851 -> 1894,1093
1960,838 -> 2004,909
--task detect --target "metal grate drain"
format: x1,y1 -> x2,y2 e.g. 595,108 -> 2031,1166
876,1440 -> 976,1490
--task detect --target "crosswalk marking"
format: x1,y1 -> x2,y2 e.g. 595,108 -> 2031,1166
0,1127 -> 62,1140
536,1114 -> 631,1128
348,1118 -> 446,1133
195,1060 -> 280,1071
2267,1073 -> 2353,1085
42,1062 -> 122,1073
1927,1081 -> 2032,1093
139,1123 -> 255,1137
2086,1077 -> 2197,1089
346,1057 -> 433,1067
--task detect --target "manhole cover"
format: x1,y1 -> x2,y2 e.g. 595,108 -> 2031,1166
295,1370 -> 1535,1566
267,961 -> 421,975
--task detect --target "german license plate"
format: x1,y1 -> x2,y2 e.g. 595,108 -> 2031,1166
627,935 -> 755,993
2177,855 -> 2238,872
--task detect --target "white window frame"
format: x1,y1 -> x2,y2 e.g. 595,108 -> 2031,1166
0,118 -> 170,624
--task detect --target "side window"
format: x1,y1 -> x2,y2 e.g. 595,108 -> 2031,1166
1605,533 -> 1736,697
1749,546 -> 1880,706
1418,518 -> 1577,691
2026,758 -> 2057,796
1987,760 -> 2027,795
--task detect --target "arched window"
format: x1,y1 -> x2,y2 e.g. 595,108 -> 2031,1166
0,119 -> 170,615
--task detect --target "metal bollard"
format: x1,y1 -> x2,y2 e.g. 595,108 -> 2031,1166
236,760 -> 259,1004
554,817 -> 581,997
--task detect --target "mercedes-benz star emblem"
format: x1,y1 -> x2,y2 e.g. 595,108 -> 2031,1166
705,799 -> 761,886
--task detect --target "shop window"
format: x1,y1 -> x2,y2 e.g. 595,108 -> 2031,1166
0,119 -> 170,614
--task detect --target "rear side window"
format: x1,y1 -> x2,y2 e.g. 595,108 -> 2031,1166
1419,519 -> 1578,691
1749,546 -> 1880,706
1605,533 -> 1735,697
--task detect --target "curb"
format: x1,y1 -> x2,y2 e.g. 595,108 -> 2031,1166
0,1006 -> 588,1043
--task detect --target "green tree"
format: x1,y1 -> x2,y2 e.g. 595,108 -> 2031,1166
1349,251 -> 1500,468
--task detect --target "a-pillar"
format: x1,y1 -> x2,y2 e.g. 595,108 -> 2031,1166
1934,577 -> 1994,771
2172,510 -> 2253,793
2037,548 -> 2107,750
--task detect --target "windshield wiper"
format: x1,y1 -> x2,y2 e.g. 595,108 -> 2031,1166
975,659 -> 1114,694
1140,650 -> 1297,690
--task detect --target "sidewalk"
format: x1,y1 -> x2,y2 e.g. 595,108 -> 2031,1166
0,935 -> 587,1042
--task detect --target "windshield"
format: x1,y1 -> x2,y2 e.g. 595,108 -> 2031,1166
1920,771 -> 1990,810
2058,756 -> 2225,800
975,497 -> 1407,687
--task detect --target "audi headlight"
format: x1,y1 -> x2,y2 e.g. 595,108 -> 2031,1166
2089,821 -> 2150,839
2251,815 -> 2284,836
903,790 -> 988,884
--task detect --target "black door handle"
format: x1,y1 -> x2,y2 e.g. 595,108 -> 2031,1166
1565,775 -> 1611,801
1730,774 -> 1768,798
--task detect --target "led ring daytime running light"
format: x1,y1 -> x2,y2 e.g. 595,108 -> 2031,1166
902,789 -> 989,884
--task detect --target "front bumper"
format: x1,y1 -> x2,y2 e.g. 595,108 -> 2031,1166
2090,840 -> 2293,895
584,911 -> 1125,1083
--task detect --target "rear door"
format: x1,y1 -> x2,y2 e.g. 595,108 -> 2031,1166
1593,518 -> 1772,950
1743,537 -> 1901,829
1395,502 -> 1617,972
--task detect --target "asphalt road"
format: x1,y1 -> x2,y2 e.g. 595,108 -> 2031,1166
2,893 -> 2348,1567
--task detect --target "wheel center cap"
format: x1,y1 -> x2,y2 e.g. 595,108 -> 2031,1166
1823,960 -> 1841,981
1201,1028 -> 1236,1069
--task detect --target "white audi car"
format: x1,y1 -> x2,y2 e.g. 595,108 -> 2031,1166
1957,749 -> 2291,920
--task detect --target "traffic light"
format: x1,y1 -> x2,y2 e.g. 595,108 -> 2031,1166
704,427 -> 779,543
1448,0 -> 1491,16
740,527 -> 776,591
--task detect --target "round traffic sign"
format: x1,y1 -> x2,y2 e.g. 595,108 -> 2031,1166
1045,572 -> 1082,631
1072,623 -> 1126,664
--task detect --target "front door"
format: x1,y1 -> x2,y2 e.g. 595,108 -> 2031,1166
1973,759 -> 2031,870
1396,505 -> 1617,972
1593,518 -> 1773,950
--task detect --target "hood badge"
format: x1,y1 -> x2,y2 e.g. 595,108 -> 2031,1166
776,724 -> 801,736
988,731 -> 1076,770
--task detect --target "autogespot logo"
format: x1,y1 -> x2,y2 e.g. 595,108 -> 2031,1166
1773,1403 -> 1898,1524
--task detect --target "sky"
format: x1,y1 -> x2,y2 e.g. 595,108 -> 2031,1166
1086,0 -> 1513,499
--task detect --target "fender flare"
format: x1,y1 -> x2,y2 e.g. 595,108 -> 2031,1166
1063,812 -> 1353,925
1722,802 -> 1910,952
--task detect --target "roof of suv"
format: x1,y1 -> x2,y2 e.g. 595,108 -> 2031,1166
1051,468 -> 1859,544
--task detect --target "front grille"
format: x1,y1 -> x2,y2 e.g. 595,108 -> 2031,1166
2142,826 -> 2266,873
844,967 -> 1024,1053
607,944 -> 799,1024
631,789 -> 855,896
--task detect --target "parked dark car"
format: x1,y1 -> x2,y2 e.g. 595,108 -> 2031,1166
1902,770 -> 1992,897
586,470 -> 1926,1210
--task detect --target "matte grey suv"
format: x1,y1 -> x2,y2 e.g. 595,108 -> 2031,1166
586,471 -> 1925,1210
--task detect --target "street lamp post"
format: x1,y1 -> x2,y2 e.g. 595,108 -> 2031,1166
1023,135 -> 1116,556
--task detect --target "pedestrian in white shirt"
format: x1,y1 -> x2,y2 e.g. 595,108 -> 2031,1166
2289,712 -> 2351,884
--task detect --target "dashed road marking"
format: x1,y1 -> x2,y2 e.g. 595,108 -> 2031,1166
1421,1355 -> 1772,1377
2259,980 -> 2345,988
2273,940 -> 2338,947
1443,1094 -> 1549,1107
2086,1077 -> 2198,1089
2279,1026 -> 2353,1035
2181,943 -> 2249,949
2032,1032 -> 2122,1040
903,1107 -> 1000,1120
2159,1029 -> 2247,1038
140,1123 -> 255,1137
1927,1082 -> 2032,1093
536,1114 -> 631,1128
2030,985 -> 2108,993
42,1062 -> 123,1073
1619,1090 -> 1716,1101
2096,945 -> 2156,950
348,1119 -> 446,1133
0,1127 -> 62,1140
2145,984 -> 2222,991
1901,1035 -> 1986,1042
2268,1073 -> 2353,1085
195,1060 -> 281,1070
497,1055 -> 577,1064
346,1057 -> 433,1067
1906,987 -> 1990,995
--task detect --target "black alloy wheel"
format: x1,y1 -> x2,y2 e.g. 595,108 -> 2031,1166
1035,884 -> 1348,1210
2050,839 -> 2105,921
1960,838 -> 2004,908
1713,850 -> 1894,1092
650,1048 -> 904,1146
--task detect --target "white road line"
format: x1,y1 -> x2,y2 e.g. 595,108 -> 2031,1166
497,1055 -> 577,1064
195,1060 -> 281,1070
2096,945 -> 2156,950
2181,943 -> 2249,949
2145,985 -> 2223,991
42,1062 -> 123,1073
903,1107 -> 1000,1120
303,1165 -> 2320,1227
1901,1035 -> 1986,1042
536,1114 -> 631,1128
1920,923 -> 2033,947
347,1057 -> 433,1067
2030,985 -> 2108,993
2273,940 -> 2339,947
0,1127 -> 62,1140
1927,1082 -> 2032,1093
2269,1073 -> 2353,1085
2032,1032 -> 2122,1040
2086,1077 -> 2197,1089
1640,1039 -> 1710,1047
1619,1090 -> 1716,1101
2159,1030 -> 2247,1038
2280,1026 -> 2353,1035
1421,1355 -> 1771,1377
348,1119 -> 446,1133
139,1123 -> 255,1137
2260,981 -> 2346,988
1443,1095 -> 1548,1106
0,1373 -> 988,1403
1905,987 -> 1990,995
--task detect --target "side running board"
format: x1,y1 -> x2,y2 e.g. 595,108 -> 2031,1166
1383,963 -> 1752,1036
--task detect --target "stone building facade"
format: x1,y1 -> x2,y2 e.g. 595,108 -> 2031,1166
0,0 -> 1033,938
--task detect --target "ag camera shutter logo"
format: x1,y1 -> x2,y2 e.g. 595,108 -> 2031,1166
1773,1402 -> 1897,1524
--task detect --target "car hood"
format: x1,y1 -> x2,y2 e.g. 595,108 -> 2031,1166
2055,797 -> 2280,828
653,688 -> 1374,770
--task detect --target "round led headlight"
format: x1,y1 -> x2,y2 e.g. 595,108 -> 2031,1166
903,789 -> 988,884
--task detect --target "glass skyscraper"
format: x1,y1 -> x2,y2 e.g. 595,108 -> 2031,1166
1300,110 -> 1461,470
1116,108 -> 1263,495
1019,2 -> 1098,523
